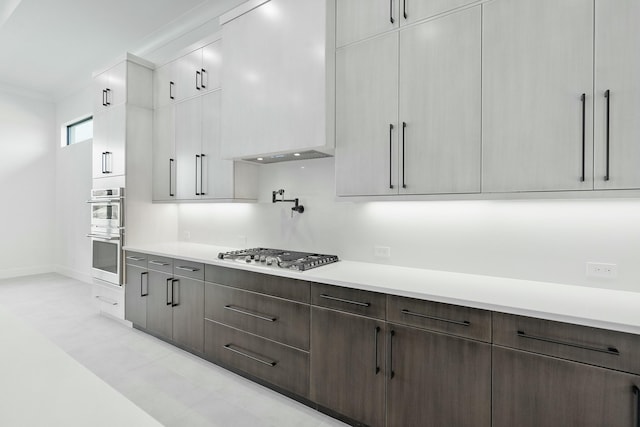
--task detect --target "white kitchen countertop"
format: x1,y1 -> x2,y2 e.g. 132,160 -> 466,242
0,305 -> 162,427
124,242 -> 640,335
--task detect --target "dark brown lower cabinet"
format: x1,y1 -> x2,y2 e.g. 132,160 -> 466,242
171,276 -> 204,353
124,263 -> 148,328
493,346 -> 640,427
146,269 -> 173,340
387,324 -> 492,427
310,307 -> 386,427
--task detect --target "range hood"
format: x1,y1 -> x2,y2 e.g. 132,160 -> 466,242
241,150 -> 333,164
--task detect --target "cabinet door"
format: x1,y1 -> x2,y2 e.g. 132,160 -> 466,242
106,104 -> 126,177
124,264 -> 148,328
493,347 -> 640,427
202,41 -> 222,91
172,276 -> 204,353
93,69 -> 110,112
399,7 -> 481,194
482,0 -> 594,192
154,61 -> 177,109
92,111 -> 109,179
176,49 -> 202,101
107,61 -> 127,108
310,307 -> 386,427
336,0 -> 399,47
594,0 -> 640,189
152,106 -> 176,201
387,324 -> 491,427
402,0 -> 479,25
335,32 -> 399,196
146,270 -> 173,340
201,91 -> 233,199
175,97 -> 202,200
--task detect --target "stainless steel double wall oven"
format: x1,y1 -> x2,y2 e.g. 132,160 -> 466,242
88,188 -> 124,285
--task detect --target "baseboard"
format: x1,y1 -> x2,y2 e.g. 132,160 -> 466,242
0,265 -> 55,280
53,265 -> 92,284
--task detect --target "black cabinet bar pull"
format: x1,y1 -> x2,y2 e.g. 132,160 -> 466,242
166,278 -> 173,306
390,0 -> 394,23
580,93 -> 586,182
200,154 -> 206,196
389,123 -> 394,189
223,344 -> 277,367
105,152 -> 112,173
140,271 -> 149,297
201,69 -> 207,89
102,89 -> 107,107
149,260 -> 170,266
105,88 -> 111,106
169,81 -> 175,100
101,152 -> 106,174
195,155 -> 201,195
169,158 -> 175,197
403,0 -> 407,19
320,294 -> 371,307
389,330 -> 395,379
633,385 -> 640,427
374,326 -> 380,375
517,330 -> 620,355
401,309 -> 470,327
171,279 -> 179,307
175,266 -> 200,272
224,305 -> 277,322
402,121 -> 407,189
196,71 -> 201,90
604,89 -> 611,181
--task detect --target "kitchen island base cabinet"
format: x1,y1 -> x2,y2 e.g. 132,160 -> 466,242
387,324 -> 492,427
493,347 -> 640,427
310,307 -> 386,427
204,320 -> 309,398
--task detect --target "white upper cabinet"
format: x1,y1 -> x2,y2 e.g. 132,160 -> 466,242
220,0 -> 335,160
153,61 -> 177,109
336,0 -> 399,47
176,40 -> 223,102
336,0 -> 480,47
593,0 -> 640,190
335,33 -> 399,196
336,6 -> 481,196
482,0 -> 594,192
399,7 -> 481,194
152,106 -> 176,201
93,61 -> 126,112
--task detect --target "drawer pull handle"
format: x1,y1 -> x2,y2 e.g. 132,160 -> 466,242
149,260 -> 170,266
401,309 -> 470,327
320,294 -> 370,307
517,330 -> 620,356
224,305 -> 277,322
126,256 -> 145,261
95,295 -> 117,305
223,344 -> 277,367
175,266 -> 200,272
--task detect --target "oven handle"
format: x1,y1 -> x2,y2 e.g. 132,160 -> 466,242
86,234 -> 121,241
86,198 -> 123,204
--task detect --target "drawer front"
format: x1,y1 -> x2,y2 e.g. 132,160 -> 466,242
387,295 -> 492,342
205,283 -> 310,350
311,283 -> 386,319
125,251 -> 148,268
173,260 -> 205,281
493,312 -> 640,375
147,255 -> 173,273
92,282 -> 125,320
205,264 -> 310,303
205,320 -> 309,398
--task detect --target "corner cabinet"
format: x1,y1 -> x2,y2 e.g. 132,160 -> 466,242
152,36 -> 257,202
92,55 -> 153,180
335,6 -> 482,196
220,0 -> 335,160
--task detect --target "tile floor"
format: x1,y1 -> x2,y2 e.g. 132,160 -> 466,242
0,273 -> 348,427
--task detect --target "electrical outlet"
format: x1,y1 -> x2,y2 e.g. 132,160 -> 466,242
586,262 -> 617,279
374,246 -> 391,258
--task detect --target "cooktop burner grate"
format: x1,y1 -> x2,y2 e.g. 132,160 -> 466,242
217,248 -> 339,271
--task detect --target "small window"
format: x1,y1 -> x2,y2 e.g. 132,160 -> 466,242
66,116 -> 93,146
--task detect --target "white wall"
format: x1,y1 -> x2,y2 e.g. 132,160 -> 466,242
54,86 -> 93,282
177,158 -> 640,293
0,87 -> 56,278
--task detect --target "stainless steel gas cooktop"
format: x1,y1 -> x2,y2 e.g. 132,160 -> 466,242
217,248 -> 339,271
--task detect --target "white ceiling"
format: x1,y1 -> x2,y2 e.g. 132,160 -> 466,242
0,0 -> 245,100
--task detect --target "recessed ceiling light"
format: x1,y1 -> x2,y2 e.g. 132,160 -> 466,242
257,157 -> 263,161
294,153 -> 301,157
